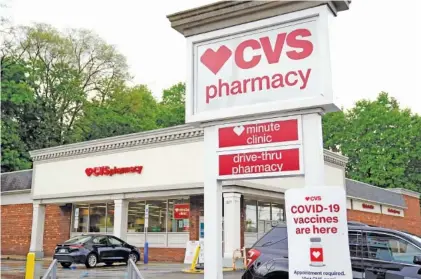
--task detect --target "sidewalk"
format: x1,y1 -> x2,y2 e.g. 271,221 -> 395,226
0,254 -> 192,270
1,254 -> 185,266
1,256 -> 244,279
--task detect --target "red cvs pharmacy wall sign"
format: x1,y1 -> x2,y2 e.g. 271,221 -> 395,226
186,7 -> 334,123
85,165 -> 143,177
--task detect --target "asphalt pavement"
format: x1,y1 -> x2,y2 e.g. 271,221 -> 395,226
0,259 -> 244,279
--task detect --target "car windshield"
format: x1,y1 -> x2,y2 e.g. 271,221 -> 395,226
254,226 -> 288,248
64,235 -> 92,244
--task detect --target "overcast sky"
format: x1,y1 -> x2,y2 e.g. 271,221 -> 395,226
4,0 -> 421,113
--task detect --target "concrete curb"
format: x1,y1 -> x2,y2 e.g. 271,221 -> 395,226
1,255 -> 44,261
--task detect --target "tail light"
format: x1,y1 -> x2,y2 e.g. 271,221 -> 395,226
69,244 -> 84,250
246,248 -> 261,268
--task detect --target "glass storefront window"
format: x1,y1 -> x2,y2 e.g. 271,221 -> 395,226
271,203 -> 284,222
71,203 -> 114,233
244,199 -> 286,234
106,203 -> 115,233
89,203 -> 107,232
127,201 -> 145,233
245,200 -> 257,233
146,200 -> 166,233
72,204 -> 89,232
71,197 -> 284,238
168,198 -> 190,232
258,202 -> 271,233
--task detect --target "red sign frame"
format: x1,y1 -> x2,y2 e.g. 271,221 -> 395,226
219,147 -> 301,177
174,204 -> 190,219
218,118 -> 299,148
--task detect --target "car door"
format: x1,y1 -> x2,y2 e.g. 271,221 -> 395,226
348,229 -> 365,279
91,235 -> 113,261
107,236 -> 130,260
361,231 -> 421,278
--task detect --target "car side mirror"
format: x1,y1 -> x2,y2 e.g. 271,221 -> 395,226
413,255 -> 421,265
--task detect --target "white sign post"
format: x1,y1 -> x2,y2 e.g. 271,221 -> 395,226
167,2 -> 351,279
145,204 -> 149,232
285,187 -> 352,279
144,204 -> 149,264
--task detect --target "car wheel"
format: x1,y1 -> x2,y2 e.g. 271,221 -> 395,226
85,253 -> 98,268
60,262 -> 72,268
105,262 -> 113,266
128,252 -> 138,263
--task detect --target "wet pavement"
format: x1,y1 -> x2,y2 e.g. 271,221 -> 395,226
0,259 -> 244,279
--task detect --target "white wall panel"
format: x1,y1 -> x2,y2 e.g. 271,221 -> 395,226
33,142 -> 204,197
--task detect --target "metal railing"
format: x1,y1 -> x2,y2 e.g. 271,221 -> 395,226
127,259 -> 145,279
41,259 -> 58,279
39,258 -> 143,279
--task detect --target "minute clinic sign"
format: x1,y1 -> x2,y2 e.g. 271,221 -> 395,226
218,117 -> 299,148
186,7 -> 334,124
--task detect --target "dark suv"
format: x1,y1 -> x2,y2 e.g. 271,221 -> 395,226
242,222 -> 421,279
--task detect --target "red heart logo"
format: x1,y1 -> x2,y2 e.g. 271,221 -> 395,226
85,168 -> 94,177
305,197 -> 310,201
200,46 -> 232,75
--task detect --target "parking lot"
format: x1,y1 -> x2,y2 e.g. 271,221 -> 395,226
0,259 -> 244,279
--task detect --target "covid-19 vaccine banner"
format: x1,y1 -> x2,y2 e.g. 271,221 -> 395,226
285,186 -> 353,279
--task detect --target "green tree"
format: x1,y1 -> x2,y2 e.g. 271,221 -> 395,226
72,85 -> 158,141
1,56 -> 34,172
157,82 -> 185,127
323,92 -> 421,192
2,23 -> 130,147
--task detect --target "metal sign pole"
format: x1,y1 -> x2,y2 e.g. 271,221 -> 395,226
144,204 -> 149,264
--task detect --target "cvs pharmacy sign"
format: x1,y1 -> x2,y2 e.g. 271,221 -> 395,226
200,28 -> 313,75
202,28 -> 313,105
187,7 -> 335,123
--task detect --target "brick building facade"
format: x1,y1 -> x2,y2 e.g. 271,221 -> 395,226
1,203 -> 33,255
2,178 -> 420,261
347,193 -> 421,236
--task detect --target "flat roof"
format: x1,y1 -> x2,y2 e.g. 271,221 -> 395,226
1,169 -> 32,192
345,178 -> 406,208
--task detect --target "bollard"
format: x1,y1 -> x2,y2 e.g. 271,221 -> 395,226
144,242 -> 149,264
190,245 -> 201,271
25,252 -> 36,279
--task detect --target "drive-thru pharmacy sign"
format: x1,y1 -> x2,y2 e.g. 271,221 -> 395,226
185,7 -> 335,124
285,187 -> 352,279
